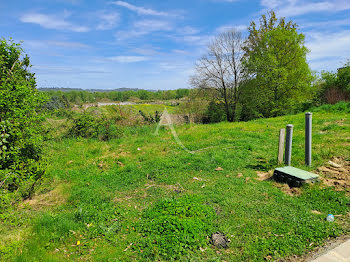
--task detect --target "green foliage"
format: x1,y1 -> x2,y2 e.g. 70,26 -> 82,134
202,101 -> 227,123
337,61 -> 350,93
138,110 -> 161,123
0,38 -> 46,198
67,113 -> 123,141
310,101 -> 350,113
41,88 -> 190,106
42,95 -> 70,111
316,61 -> 350,104
242,11 -> 314,117
136,196 -> 216,259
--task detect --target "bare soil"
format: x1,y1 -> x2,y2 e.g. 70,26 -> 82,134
317,157 -> 350,195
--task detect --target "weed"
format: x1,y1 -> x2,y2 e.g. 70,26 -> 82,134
136,196 -> 216,259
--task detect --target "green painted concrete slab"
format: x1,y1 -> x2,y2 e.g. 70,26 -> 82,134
274,166 -> 319,187
275,166 -> 319,181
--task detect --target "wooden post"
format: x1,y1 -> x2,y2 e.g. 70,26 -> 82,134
278,128 -> 285,164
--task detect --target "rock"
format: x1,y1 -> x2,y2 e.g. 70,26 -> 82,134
328,160 -> 341,168
211,232 -> 230,248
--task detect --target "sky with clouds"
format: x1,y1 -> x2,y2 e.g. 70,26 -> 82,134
1,0 -> 350,90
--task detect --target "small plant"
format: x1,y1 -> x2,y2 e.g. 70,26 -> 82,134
135,196 -> 216,259
139,110 -> 161,123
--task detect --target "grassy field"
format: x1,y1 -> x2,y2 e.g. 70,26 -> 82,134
1,109 -> 349,261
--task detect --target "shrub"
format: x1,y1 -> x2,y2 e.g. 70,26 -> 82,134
68,113 -> 99,138
138,110 -> 161,123
42,95 -> 70,111
67,113 -> 123,140
0,38 -> 46,199
136,196 -> 216,259
202,101 -> 227,123
310,101 -> 350,113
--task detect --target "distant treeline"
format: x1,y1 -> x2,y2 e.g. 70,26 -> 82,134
41,88 -> 190,108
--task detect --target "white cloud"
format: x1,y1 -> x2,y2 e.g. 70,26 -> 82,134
301,17 -> 350,29
134,19 -> 172,31
20,12 -> 89,32
224,0 -> 238,1
97,12 -> 120,30
33,65 -> 109,74
261,0 -> 350,17
177,26 -> 200,35
48,41 -> 89,48
172,49 -> 190,55
108,55 -> 149,63
216,24 -> 247,33
116,19 -> 173,40
132,46 -> 161,56
306,30 -> 350,70
112,1 -> 168,16
261,0 -> 282,9
307,30 -> 350,60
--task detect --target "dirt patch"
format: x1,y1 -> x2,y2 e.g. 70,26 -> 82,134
275,183 -> 302,196
317,157 -> 350,194
113,182 -> 183,204
256,170 -> 273,181
20,183 -> 69,210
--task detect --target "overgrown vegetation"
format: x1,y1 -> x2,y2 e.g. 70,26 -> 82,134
42,88 -> 190,108
136,196 -> 216,259
67,113 -> 123,141
0,38 -> 46,204
1,104 -> 348,261
315,61 -> 350,104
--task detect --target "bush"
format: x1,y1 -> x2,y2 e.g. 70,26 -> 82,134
138,110 -> 161,123
0,38 -> 46,199
67,113 -> 123,141
202,101 -> 227,123
310,101 -> 350,113
136,196 -> 216,259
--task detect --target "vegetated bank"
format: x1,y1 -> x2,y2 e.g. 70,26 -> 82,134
0,102 -> 349,261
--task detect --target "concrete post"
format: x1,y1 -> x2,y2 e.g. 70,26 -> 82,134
285,124 -> 293,166
305,112 -> 312,166
278,128 -> 285,164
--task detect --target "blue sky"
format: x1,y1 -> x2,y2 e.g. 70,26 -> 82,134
1,0 -> 350,90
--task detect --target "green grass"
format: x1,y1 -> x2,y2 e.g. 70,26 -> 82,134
1,110 -> 349,261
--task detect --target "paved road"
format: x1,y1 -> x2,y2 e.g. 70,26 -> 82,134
312,239 -> 350,262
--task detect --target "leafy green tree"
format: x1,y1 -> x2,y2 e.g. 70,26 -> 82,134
242,11 -> 313,117
316,61 -> 350,104
337,61 -> 350,93
0,38 -> 46,199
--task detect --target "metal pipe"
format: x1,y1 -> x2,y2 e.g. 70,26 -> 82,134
285,124 -> 293,166
305,112 -> 312,166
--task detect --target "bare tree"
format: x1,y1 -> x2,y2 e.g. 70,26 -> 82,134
191,29 -> 245,122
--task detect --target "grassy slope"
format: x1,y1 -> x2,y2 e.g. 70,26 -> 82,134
1,111 -> 349,261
